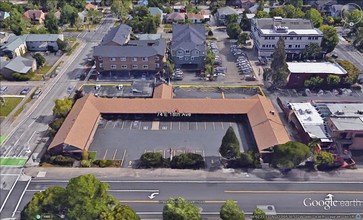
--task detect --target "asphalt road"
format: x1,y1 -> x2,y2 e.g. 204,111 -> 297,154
333,36 -> 363,72
8,179 -> 363,219
0,16 -> 116,218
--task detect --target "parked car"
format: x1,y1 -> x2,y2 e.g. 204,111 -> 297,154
0,86 -> 8,94
244,75 -> 257,81
20,87 -> 30,95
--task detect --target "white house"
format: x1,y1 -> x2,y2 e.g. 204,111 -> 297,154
251,17 -> 323,59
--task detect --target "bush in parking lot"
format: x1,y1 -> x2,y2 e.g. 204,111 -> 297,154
94,159 -> 113,167
12,72 -> 32,81
219,126 -> 241,159
51,155 -> 75,166
81,160 -> 91,167
82,151 -> 89,160
170,153 -> 205,169
140,152 -> 164,168
89,151 -> 97,160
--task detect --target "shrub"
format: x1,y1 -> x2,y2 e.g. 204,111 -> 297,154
140,152 -> 164,168
170,153 -> 205,169
89,151 -> 97,160
94,159 -> 113,167
12,72 -> 32,81
82,151 -> 89,160
81,160 -> 91,167
51,155 -> 75,166
228,152 -> 253,168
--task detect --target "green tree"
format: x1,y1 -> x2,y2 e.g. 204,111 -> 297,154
283,5 -> 296,18
170,153 -> 205,169
315,151 -> 334,167
144,15 -> 157,33
0,2 -> 12,12
337,59 -> 360,84
255,11 -> 269,18
326,74 -> 340,85
140,152 -> 164,168
286,0 -> 303,8
303,43 -> 322,59
270,7 -> 286,18
60,4 -> 78,26
305,8 -> 323,27
33,53 -> 46,68
49,118 -> 65,132
45,12 -> 59,34
219,126 -> 240,159
271,141 -> 310,169
319,25 -> 339,53
57,39 -> 69,51
252,208 -> 267,220
353,27 -> 363,50
270,37 -> 289,86
100,205 -> 141,220
87,9 -> 103,24
238,32 -> 249,45
52,98 -> 74,118
326,16 -> 335,25
21,186 -> 67,219
240,12 -> 251,31
163,197 -> 202,220
8,8 -> 27,35
112,0 -> 131,22
304,76 -> 324,88
220,200 -> 245,220
227,14 -> 238,24
257,0 -> 264,11
226,23 -> 241,39
30,26 -> 48,34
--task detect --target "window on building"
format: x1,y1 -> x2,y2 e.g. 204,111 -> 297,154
132,57 -> 137,61
262,45 -> 266,48
314,37 -> 318,40
120,57 -> 126,61
297,37 -> 302,40
185,50 -> 190,54
142,57 -> 148,61
121,65 -> 127,69
288,45 -> 292,48
111,65 -> 117,69
290,37 -> 293,40
265,37 -> 268,40
195,50 -> 199,54
191,57 -> 194,60
156,63 -> 160,68
185,57 -> 189,60
179,57 -> 183,60
132,65 -> 138,69
110,57 -> 116,61
143,65 -> 148,69
308,37 -> 311,40
99,63 -> 103,68
177,50 -> 183,55
271,37 -> 275,40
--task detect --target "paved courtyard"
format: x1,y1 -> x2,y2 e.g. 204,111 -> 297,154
88,117 -> 256,168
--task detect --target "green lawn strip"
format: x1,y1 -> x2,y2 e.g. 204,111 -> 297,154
14,87 -> 38,117
67,42 -> 80,56
31,65 -> 52,81
0,135 -> 6,144
0,97 -> 23,117
0,157 -> 27,166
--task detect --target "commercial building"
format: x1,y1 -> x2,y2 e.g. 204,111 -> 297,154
251,17 -> 323,59
48,84 -> 290,156
286,62 -> 347,88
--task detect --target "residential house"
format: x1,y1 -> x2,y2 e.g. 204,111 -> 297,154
327,4 -> 344,17
0,34 -> 27,58
251,17 -> 323,59
137,0 -> 148,6
78,11 -> 88,23
23,10 -> 45,24
0,32 -> 9,45
286,62 -> 347,88
199,10 -> 210,21
187,13 -> 204,24
171,24 -> 206,70
85,3 -> 98,10
148,7 -> 163,23
166,12 -> 185,23
0,11 -> 10,21
26,34 -> 64,51
101,24 -> 132,46
0,56 -> 36,79
173,6 -> 186,13
94,39 -> 166,74
136,34 -> 162,40
216,6 -> 239,25
227,0 -> 256,8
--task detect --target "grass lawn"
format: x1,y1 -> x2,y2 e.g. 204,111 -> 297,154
0,135 -> 6,144
67,42 -> 80,56
31,65 -> 52,81
0,157 -> 27,166
0,97 -> 23,117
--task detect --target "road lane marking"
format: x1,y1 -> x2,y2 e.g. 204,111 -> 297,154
224,190 -> 363,194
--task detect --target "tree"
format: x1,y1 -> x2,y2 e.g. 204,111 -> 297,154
326,74 -> 340,85
0,2 -> 12,12
270,7 -> 286,18
100,205 -> 140,220
140,152 -> 164,168
170,153 -> 205,169
57,39 -> 69,51
227,14 -> 238,24
60,4 -> 78,26
337,59 -> 360,84
163,197 -> 202,220
220,200 -> 245,220
252,208 -> 267,220
52,98 -> 74,118
271,141 -> 310,169
49,118 -> 65,132
284,5 -> 296,18
270,37 -> 289,86
8,8 -> 27,35
33,53 -> 46,68
286,0 -> 303,8
319,25 -> 339,53
219,126 -> 240,159
111,0 -> 131,22
303,43 -> 322,59
227,23 -> 241,39
305,8 -> 323,27
238,32 -> 249,45
315,151 -> 334,167
87,9 -> 102,24
45,12 -> 59,34
12,72 -> 32,81
257,0 -> 264,11
73,89 -> 84,102
255,11 -> 269,18
240,12 -> 251,31
326,16 -> 334,25
304,76 -> 323,88
144,15 -> 157,33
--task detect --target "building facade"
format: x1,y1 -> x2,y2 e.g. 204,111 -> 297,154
26,34 -> 64,51
171,24 -> 206,70
251,17 -> 323,59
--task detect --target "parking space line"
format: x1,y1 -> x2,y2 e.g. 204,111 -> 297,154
138,121 -> 142,130
113,122 -> 116,128
179,122 -> 181,130
213,122 -> 215,130
196,122 -> 198,130
221,122 -> 224,129
170,121 -> 172,130
204,122 -> 207,130
229,122 -> 232,126
129,121 -> 133,129
121,149 -> 126,167
113,149 -> 117,160
121,121 -> 124,129
103,149 -> 108,160
164,150 -> 166,158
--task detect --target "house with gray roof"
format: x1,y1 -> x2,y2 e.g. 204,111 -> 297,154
0,11 -> 10,21
101,24 -> 132,46
0,34 -> 27,58
0,56 -> 36,79
216,6 -> 239,25
26,34 -> 64,51
171,24 -> 206,70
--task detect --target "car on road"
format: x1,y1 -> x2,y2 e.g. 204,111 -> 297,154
20,87 -> 30,95
332,54 -> 338,58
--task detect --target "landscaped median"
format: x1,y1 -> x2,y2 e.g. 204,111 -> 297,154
0,97 -> 23,117
66,42 -> 80,56
0,157 -> 27,166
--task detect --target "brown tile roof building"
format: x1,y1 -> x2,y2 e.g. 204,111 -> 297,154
48,84 -> 290,154
23,10 -> 45,24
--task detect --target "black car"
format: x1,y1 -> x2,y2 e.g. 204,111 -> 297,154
20,87 -> 30,95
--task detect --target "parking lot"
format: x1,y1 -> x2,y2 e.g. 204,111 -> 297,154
173,86 -> 263,99
0,85 -> 36,96
275,88 -> 363,100
88,117 -> 254,168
